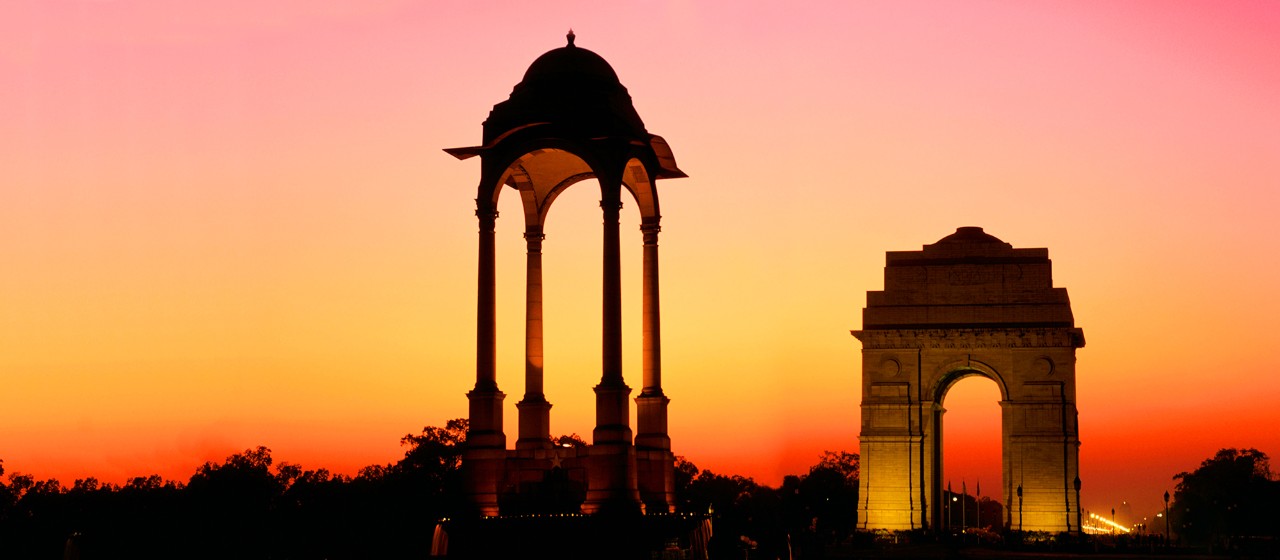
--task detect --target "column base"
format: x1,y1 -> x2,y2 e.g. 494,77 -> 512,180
593,382 -> 633,445
466,387 -> 506,448
462,445 -> 507,517
583,442 -> 643,515
636,448 -> 675,513
516,397 -> 553,450
634,392 -> 670,451
465,387 -> 506,515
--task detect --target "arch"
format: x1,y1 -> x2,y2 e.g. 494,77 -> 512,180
535,171 -> 597,224
486,144 -> 600,228
931,366 -> 1005,529
854,227 -> 1085,534
482,146 -> 663,231
933,374 -> 1004,534
620,157 -> 661,220
931,360 -> 1009,404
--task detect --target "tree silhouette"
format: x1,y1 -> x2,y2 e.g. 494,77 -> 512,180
1171,447 -> 1280,546
553,432 -> 588,448
3,439 -> 863,559
777,450 -> 860,557
185,446 -> 284,557
0,420 -> 476,559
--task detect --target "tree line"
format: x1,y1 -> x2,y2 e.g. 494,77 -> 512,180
4,418 -> 1276,558
0,419 -> 469,559
0,420 -> 858,559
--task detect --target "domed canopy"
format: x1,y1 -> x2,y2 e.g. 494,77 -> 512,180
446,32 -> 685,180
483,32 -> 646,143
520,33 -> 621,85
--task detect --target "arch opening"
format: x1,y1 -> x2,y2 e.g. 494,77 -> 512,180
536,180 -> 644,441
937,373 -> 1005,533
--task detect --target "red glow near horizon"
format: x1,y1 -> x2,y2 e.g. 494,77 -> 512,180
942,377 -> 1004,504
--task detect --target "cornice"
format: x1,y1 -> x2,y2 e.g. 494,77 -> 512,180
851,327 -> 1085,349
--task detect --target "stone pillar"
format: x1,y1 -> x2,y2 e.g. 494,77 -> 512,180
639,219 -> 663,394
635,219 -> 669,448
601,195 -> 625,393
517,226 -> 552,449
593,184 -> 631,443
465,202 -> 505,516
586,180 -> 640,514
474,204 -> 499,393
635,218 -> 673,512
1004,395 -> 1080,532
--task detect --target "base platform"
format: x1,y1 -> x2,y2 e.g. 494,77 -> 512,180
434,513 -> 711,559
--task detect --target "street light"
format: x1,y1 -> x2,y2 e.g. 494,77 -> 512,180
952,494 -> 959,533
1016,485 -> 1023,531
1073,476 -> 1082,536
1163,491 -> 1170,545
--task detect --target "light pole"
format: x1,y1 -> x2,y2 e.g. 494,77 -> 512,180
1073,476 -> 1082,536
1016,485 -> 1023,532
952,495 -> 959,534
1163,491 -> 1170,545
1111,507 -> 1115,536
976,493 -> 981,532
944,483 -> 950,533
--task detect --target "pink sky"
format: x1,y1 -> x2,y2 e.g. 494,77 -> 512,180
3,1 -> 1279,520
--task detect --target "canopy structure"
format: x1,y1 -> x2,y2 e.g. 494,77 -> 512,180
447,32 -> 686,517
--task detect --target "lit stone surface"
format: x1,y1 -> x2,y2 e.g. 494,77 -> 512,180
854,227 -> 1085,532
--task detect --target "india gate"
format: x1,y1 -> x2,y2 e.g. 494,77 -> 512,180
854,227 -> 1085,533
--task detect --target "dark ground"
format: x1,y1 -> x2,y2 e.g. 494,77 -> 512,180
822,543 -> 1237,560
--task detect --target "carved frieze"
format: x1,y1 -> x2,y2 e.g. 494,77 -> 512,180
853,327 -> 1084,349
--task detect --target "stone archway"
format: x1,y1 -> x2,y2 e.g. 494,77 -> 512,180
854,227 -> 1085,533
930,367 -> 1004,531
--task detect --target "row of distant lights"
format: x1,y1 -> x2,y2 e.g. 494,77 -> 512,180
440,512 -> 709,522
1083,512 -> 1131,534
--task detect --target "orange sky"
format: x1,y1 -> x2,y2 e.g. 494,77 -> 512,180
3,1 -> 1279,520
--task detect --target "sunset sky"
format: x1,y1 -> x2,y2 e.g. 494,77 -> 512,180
4,1 -> 1278,520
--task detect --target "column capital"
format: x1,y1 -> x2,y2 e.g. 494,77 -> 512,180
474,199 -> 499,220
640,221 -> 661,244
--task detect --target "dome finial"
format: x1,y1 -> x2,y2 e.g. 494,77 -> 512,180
566,28 -> 575,47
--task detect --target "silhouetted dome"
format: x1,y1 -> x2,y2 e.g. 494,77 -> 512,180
936,226 -> 1006,245
521,43 -> 621,86
482,33 -> 648,144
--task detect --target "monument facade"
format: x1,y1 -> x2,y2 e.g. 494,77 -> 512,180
446,32 -> 686,517
854,227 -> 1085,533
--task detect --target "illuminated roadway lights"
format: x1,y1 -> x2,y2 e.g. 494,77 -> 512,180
1087,512 -> 1132,534
1081,521 -> 1110,535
